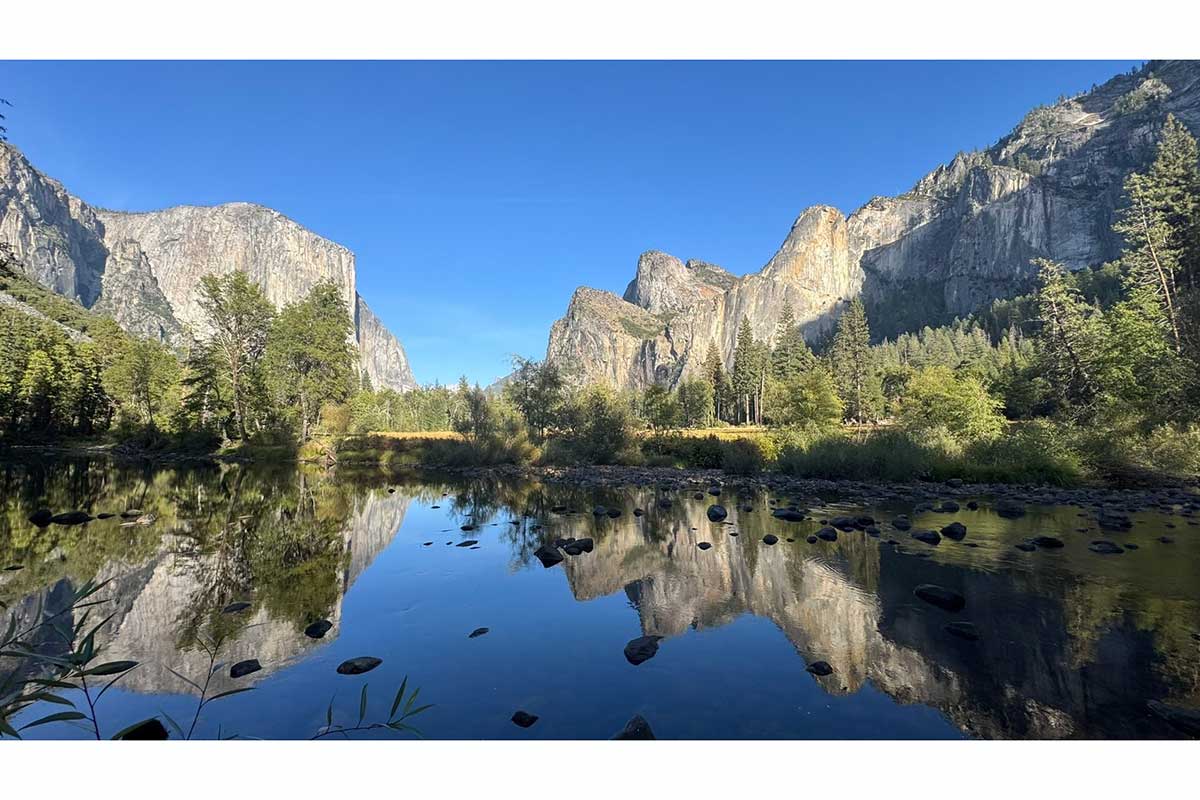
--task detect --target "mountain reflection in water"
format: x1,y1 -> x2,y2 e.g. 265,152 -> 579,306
2,458 -> 1198,739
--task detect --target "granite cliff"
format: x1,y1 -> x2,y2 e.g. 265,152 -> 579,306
0,144 -> 416,391
545,60 -> 1200,389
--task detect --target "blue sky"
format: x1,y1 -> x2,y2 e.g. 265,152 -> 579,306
3,60 -> 1140,385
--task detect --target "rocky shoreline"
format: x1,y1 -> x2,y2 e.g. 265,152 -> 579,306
392,462 -> 1200,518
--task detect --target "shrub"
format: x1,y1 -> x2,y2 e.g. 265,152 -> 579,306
895,366 -> 1005,441
556,385 -> 636,465
721,438 -> 764,475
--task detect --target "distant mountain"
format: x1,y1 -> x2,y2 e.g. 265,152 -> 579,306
0,144 -> 416,391
544,59 -> 1200,390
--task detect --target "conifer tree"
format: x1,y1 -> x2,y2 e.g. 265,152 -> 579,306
830,299 -> 880,423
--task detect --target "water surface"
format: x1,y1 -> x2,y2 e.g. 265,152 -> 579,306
2,458 -> 1198,739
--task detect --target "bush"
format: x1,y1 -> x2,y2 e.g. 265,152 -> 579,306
721,438 -> 764,475
895,366 -> 1005,441
556,385 -> 636,465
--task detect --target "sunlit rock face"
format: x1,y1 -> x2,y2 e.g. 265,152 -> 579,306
0,144 -> 416,391
546,59 -> 1200,389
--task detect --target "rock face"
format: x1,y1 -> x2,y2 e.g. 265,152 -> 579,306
544,60 -> 1200,389
0,143 -> 416,391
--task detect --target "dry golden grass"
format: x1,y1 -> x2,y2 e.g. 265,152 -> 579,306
356,431 -> 464,441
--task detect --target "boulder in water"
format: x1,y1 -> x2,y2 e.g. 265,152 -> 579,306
941,522 -> 967,540
230,659 -> 262,679
706,505 -> 728,522
623,635 -> 663,666
762,534 -> 778,545
304,620 -> 333,639
534,543 -> 564,568
612,714 -> 655,739
806,661 -> 834,676
511,710 -> 539,728
914,584 -> 965,612
336,656 -> 382,675
911,530 -> 942,546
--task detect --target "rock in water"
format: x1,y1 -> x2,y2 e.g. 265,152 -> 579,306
623,635 -> 663,666
697,542 -> 712,550
562,538 -> 594,556
456,540 -> 478,547
468,627 -> 490,639
806,661 -> 834,676
612,714 -> 656,740
1032,536 -> 1064,549
995,499 -> 1026,519
230,659 -> 262,679
914,584 -> 965,612
337,656 -> 382,675
762,534 -> 779,545
592,506 -> 607,516
944,622 -> 980,641
115,718 -> 170,740
221,601 -> 251,614
941,522 -> 967,540
534,544 -> 564,568
911,530 -> 942,546
706,505 -> 728,522
1089,540 -> 1125,555
816,527 -> 838,542
511,710 -> 539,728
50,511 -> 92,526
304,620 -> 333,639
891,516 -> 912,531
1015,540 -> 1037,552
806,535 -> 818,544
772,508 -> 805,522
28,509 -> 53,527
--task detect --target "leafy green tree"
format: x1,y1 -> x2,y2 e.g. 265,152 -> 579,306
453,380 -> 496,443
831,298 -> 882,422
677,377 -> 714,428
641,384 -> 681,431
503,356 -> 565,441
764,365 -> 843,430
895,366 -> 1005,441
104,337 -> 181,427
557,384 -> 636,464
197,272 -> 275,440
263,281 -> 356,441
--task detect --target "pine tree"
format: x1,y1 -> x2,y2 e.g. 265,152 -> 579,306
198,271 -> 276,440
1033,259 -> 1104,414
830,299 -> 880,423
732,318 -> 767,425
702,341 -> 731,422
770,304 -> 815,380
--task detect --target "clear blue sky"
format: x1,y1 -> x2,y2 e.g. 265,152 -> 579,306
3,60 -> 1140,385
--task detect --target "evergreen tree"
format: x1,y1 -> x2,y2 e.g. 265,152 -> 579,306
702,341 -> 732,423
830,299 -> 881,422
676,377 -> 714,428
731,317 -> 767,424
1033,259 -> 1104,415
769,304 -> 815,380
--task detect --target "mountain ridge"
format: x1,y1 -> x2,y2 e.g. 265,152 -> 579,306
543,59 -> 1200,390
0,143 -> 416,392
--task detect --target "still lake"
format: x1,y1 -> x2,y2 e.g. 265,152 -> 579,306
2,457 -> 1198,739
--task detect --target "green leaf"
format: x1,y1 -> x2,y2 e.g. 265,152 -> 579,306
0,716 -> 21,739
164,666 -> 203,693
28,692 -> 75,707
390,676 -> 408,718
82,660 -> 138,676
19,711 -> 87,730
31,678 -> 77,690
406,703 -> 434,717
326,693 -> 335,728
161,712 -> 185,740
206,687 -> 255,703
358,685 -> 368,726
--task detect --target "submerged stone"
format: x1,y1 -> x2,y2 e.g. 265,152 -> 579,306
697,542 -> 712,550
707,505 -> 728,522
995,499 -> 1026,519
762,534 -> 779,545
612,714 -> 655,740
304,620 -> 333,639
816,527 -> 838,542
221,601 -> 251,614
806,535 -> 818,544
1089,540 -> 1125,555
230,659 -> 262,679
1032,536 -> 1064,549
772,508 -> 805,522
51,511 -> 92,526
456,540 -> 478,547
806,661 -> 834,676
468,627 -> 490,638
337,656 -> 382,675
511,710 -> 539,728
914,584 -> 965,612
623,635 -> 663,666
563,538 -> 594,556
28,509 -> 53,527
944,622 -> 980,641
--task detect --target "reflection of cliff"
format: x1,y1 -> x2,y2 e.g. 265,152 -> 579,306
553,496 -> 1190,739
6,487 -> 410,699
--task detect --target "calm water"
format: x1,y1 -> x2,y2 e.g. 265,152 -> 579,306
2,458 -> 1198,740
